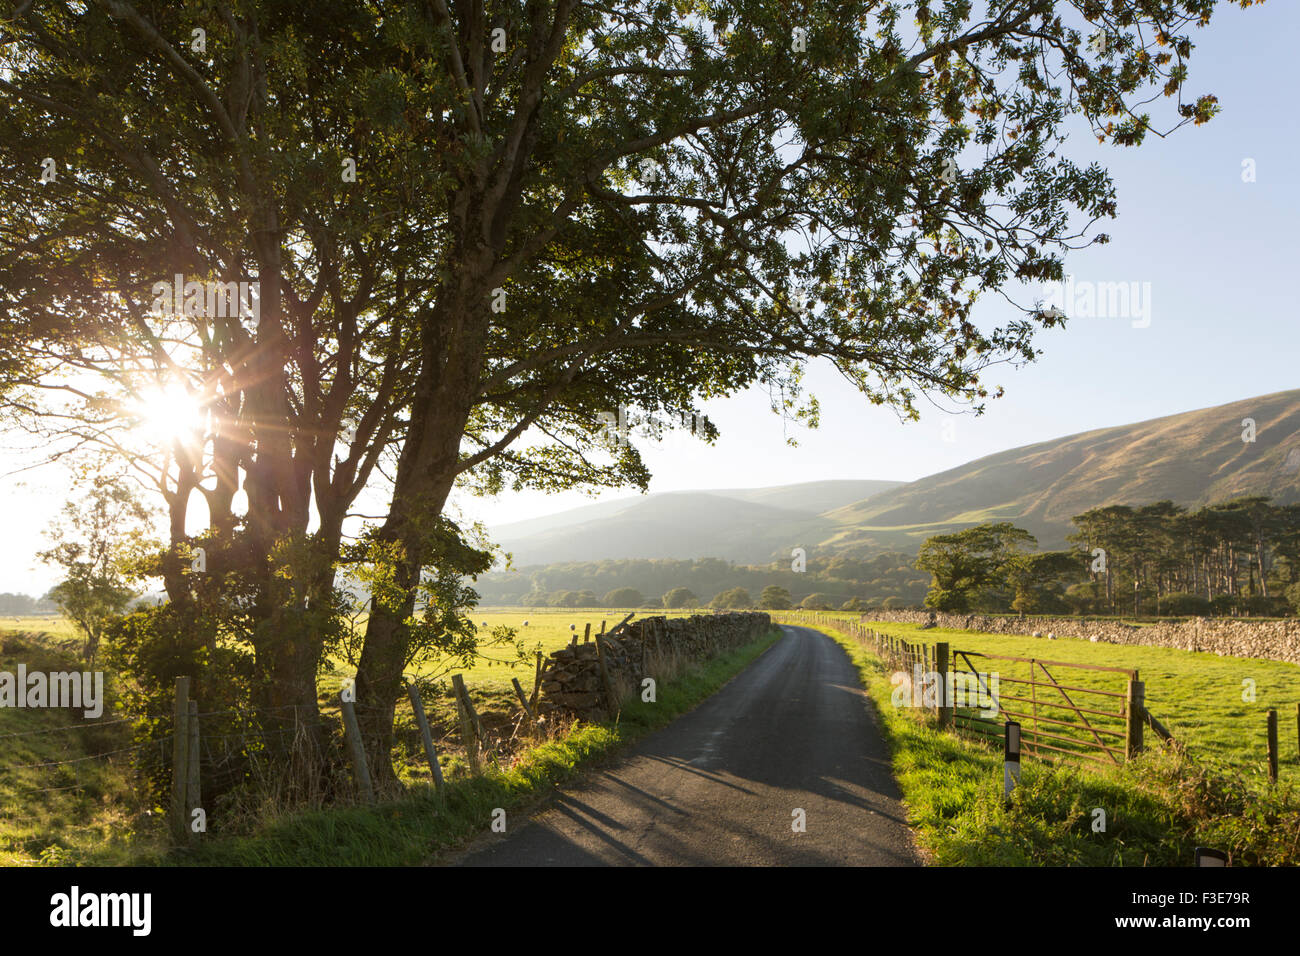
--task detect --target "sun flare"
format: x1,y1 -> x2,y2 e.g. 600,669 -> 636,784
131,384 -> 206,447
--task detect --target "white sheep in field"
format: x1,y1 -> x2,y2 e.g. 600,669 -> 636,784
1031,631 -> 1042,638
570,623 -> 576,631
522,620 -> 529,627
1047,632 -> 1056,640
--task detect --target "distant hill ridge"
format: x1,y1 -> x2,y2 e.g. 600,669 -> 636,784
492,480 -> 902,566
491,390 -> 1300,566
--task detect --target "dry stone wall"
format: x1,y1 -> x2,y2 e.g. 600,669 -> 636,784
861,610 -> 1300,666
538,611 -> 773,721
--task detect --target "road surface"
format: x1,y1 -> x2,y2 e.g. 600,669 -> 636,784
454,624 -> 920,866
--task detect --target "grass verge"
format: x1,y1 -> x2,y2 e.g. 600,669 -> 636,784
150,626 -> 783,866
805,618 -> 1300,866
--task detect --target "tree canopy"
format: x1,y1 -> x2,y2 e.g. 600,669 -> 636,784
0,0 -> 1253,781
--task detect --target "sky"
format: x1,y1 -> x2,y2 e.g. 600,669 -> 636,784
3,2 -> 1297,594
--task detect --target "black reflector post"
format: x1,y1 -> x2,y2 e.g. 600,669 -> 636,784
1004,720 -> 1021,805
1195,847 -> 1228,867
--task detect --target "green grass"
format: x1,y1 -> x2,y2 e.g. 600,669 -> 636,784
157,624 -> 782,866
328,607 -> 701,694
799,615 -> 1300,866
2,615 -> 81,645
855,618 -> 1300,777
0,629 -> 164,865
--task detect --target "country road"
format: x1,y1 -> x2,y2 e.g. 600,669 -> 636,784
453,624 -> 920,866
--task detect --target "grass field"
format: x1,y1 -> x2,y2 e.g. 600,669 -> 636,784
379,607 -> 700,692
2,615 -> 80,644
852,617 -> 1300,778
784,611 -> 1300,865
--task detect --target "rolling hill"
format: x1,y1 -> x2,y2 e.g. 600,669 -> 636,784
823,388 -> 1300,555
492,480 -> 902,566
490,389 -> 1300,566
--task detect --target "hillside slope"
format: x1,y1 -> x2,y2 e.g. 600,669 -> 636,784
492,390 -> 1300,565
825,389 -> 1300,554
493,480 -> 902,565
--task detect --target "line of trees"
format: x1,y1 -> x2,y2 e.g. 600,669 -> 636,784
1070,498 -> 1300,617
0,592 -> 59,616
915,497 -> 1300,618
488,554 -> 930,609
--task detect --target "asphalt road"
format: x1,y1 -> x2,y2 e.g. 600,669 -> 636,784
454,624 -> 920,866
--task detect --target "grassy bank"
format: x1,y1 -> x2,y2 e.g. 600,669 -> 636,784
803,617 -> 1300,866
152,625 -> 782,866
0,629 -> 155,866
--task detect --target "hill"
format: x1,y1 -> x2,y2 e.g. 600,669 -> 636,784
492,479 -> 902,566
824,388 -> 1300,554
490,390 -> 1300,566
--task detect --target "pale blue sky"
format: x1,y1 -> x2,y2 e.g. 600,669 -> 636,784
3,2 -> 1295,594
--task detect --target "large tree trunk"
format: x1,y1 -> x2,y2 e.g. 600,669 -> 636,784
353,407 -> 470,787
354,268 -> 493,786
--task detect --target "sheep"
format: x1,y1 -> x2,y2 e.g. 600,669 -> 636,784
1031,631 -> 1042,638
1047,632 -> 1056,640
522,620 -> 529,627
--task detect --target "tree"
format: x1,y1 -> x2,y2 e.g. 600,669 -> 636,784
0,0 -> 1249,782
917,523 -> 1036,612
1286,582 -> 1300,616
38,476 -> 155,664
758,585 -> 793,610
1069,497 -> 1298,617
662,587 -> 700,609
550,590 -> 580,608
800,592 -> 834,610
1063,581 -> 1103,616
602,587 -> 644,608
1005,551 -> 1085,615
711,587 -> 752,610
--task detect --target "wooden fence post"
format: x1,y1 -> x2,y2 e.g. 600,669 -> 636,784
583,622 -> 591,644
1125,679 -> 1145,760
186,699 -> 201,844
530,650 -> 544,712
935,643 -> 951,729
406,682 -> 445,793
1267,708 -> 1279,783
169,676 -> 190,845
594,631 -> 619,718
451,674 -> 482,774
340,694 -> 376,805
512,677 -> 538,728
